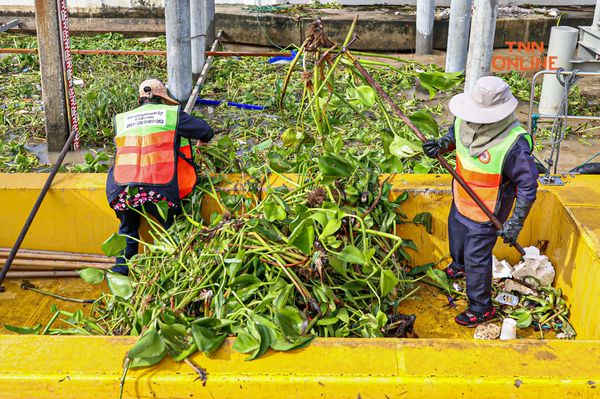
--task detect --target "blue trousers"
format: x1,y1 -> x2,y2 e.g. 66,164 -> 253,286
115,203 -> 178,267
448,205 -> 497,313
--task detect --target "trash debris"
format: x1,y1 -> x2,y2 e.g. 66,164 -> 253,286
511,246 -> 555,288
492,255 -> 513,279
500,318 -> 517,340
474,323 -> 501,340
495,292 -> 519,306
503,279 -> 536,296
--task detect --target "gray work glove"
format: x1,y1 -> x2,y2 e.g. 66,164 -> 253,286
422,135 -> 455,158
498,198 -> 534,245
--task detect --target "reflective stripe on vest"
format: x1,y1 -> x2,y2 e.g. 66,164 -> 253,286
113,104 -> 179,187
452,118 -> 532,223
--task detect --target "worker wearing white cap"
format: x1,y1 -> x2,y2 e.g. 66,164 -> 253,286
106,79 -> 214,275
423,76 -> 539,327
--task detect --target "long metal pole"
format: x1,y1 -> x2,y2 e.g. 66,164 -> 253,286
0,115 -> 82,291
445,0 -> 471,73
593,0 -> 600,29
190,0 -> 206,81
185,32 -> 222,114
465,0 -> 499,91
415,0 -> 434,55
165,0 -> 192,102
345,48 -> 525,256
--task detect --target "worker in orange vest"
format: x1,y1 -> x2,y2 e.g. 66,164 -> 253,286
106,79 -> 214,275
423,76 -> 539,327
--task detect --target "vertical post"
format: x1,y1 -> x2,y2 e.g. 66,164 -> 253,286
34,0 -> 69,152
465,0 -> 499,91
445,0 -> 472,73
415,0 -> 434,55
204,0 -> 216,48
538,27 -> 579,115
593,0 -> 600,29
190,0 -> 205,81
165,0 -> 192,102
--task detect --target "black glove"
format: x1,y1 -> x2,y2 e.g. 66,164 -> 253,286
497,198 -> 534,245
422,135 -> 455,158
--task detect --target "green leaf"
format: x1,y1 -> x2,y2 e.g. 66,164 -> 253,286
516,311 -> 533,328
319,218 -> 341,239
106,271 -> 133,300
255,139 -> 273,151
413,212 -> 433,234
426,267 -> 451,293
317,317 -> 339,326
101,232 -> 126,257
418,70 -> 464,98
4,323 -> 42,335
355,85 -> 376,108
337,308 -> 349,324
264,200 -> 286,222
389,135 -> 421,158
380,269 -> 399,297
408,110 -> 439,136
328,254 -> 347,277
408,263 -> 434,277
376,310 -> 388,329
318,153 -> 355,178
232,331 -> 259,354
77,268 -> 105,285
281,127 -> 304,147
155,200 -> 169,222
275,307 -> 304,340
288,222 -> 314,256
128,328 -> 166,359
191,325 -> 227,354
248,323 -> 271,360
413,160 -> 432,174
130,352 -> 166,368
338,245 -> 367,265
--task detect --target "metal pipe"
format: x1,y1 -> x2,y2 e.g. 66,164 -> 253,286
465,0 -> 499,91
165,0 -> 192,102
445,0 -> 471,73
415,0 -> 434,55
538,26 -> 579,115
345,47 -> 525,256
185,31 -> 222,114
190,0 -> 206,80
0,48 -> 286,57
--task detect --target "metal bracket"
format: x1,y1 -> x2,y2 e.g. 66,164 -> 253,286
0,19 -> 20,34
539,175 -> 564,186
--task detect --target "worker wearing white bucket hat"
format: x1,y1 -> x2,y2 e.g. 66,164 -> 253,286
423,76 -> 539,327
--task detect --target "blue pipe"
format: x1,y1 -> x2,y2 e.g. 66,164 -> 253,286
196,98 -> 265,111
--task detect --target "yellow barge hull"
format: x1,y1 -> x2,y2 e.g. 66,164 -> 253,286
0,173 -> 599,398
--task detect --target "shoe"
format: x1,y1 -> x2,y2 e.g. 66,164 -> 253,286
454,308 -> 497,327
110,265 -> 129,276
444,263 -> 465,279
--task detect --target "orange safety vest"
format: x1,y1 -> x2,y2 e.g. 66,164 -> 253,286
452,118 -> 532,223
113,103 -> 197,199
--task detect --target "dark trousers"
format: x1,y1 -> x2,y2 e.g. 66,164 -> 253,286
448,205 -> 497,314
115,203 -> 178,266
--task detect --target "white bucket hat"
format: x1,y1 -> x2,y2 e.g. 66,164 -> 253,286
449,76 -> 518,124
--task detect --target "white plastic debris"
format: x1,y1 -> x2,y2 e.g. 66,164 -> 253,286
493,255 -> 513,279
511,246 -> 556,287
474,323 -> 501,340
504,279 -> 536,296
500,318 -> 517,340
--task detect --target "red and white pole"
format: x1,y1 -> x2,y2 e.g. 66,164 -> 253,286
56,0 -> 80,150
